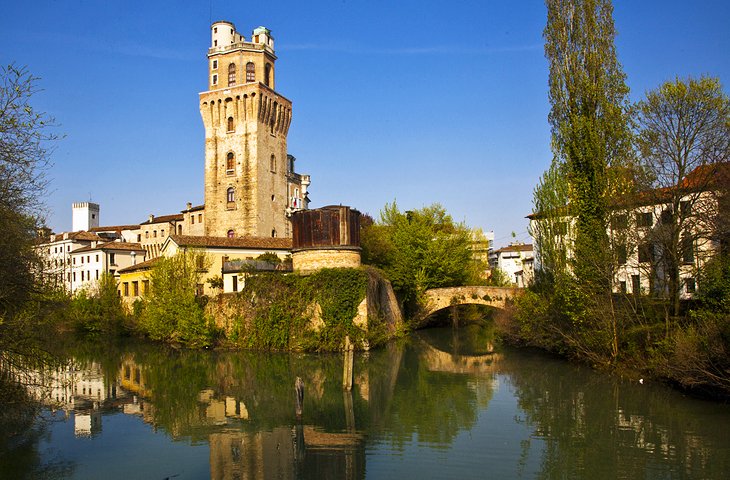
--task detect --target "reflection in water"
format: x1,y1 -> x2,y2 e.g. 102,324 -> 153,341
2,322 -> 730,479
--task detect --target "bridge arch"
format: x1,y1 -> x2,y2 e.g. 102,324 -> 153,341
422,286 -> 522,318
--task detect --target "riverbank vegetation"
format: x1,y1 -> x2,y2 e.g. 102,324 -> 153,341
515,0 -> 730,398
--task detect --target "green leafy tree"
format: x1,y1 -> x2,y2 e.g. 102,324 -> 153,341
0,64 -> 58,314
544,0 -> 632,287
361,202 -> 478,313
138,250 -> 215,347
633,76 -> 730,316
65,273 -> 127,336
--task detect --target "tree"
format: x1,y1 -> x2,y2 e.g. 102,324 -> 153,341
543,0 -> 632,288
0,64 -> 58,313
138,250 -> 215,347
633,77 -> 730,316
361,202 -> 479,313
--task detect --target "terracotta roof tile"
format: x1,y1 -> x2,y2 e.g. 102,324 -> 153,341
168,235 -> 292,250
90,225 -> 140,232
118,257 -> 160,274
72,241 -> 147,254
494,244 -> 534,254
140,214 -> 184,225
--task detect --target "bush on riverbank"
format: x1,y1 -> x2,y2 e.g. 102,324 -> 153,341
224,268 -> 371,351
136,251 -> 218,348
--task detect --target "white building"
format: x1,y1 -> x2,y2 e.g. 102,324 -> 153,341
69,241 -> 146,292
37,231 -> 104,291
490,243 -> 534,287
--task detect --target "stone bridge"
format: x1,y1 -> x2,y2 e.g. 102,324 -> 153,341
422,286 -> 522,318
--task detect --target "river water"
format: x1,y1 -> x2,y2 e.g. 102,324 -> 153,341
2,324 -> 729,479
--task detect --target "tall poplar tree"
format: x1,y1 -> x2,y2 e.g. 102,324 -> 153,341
543,0 -> 631,288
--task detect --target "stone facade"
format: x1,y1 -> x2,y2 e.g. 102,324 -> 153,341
292,248 -> 361,273
200,21 -> 308,240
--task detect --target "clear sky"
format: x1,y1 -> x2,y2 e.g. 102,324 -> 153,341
1,1 -> 728,248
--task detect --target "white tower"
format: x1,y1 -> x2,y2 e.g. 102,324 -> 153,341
72,202 -> 100,232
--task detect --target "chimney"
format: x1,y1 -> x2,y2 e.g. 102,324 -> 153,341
186,202 -> 192,210
149,214 -> 154,223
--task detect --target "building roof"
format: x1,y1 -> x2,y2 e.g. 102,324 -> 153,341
494,244 -> 533,254
167,235 -> 292,250
72,241 -> 146,254
39,231 -> 104,244
140,213 -> 184,225
222,259 -> 292,273
90,225 -> 140,232
182,204 -> 205,213
117,257 -> 160,274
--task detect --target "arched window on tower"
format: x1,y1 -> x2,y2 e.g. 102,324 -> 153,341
226,152 -> 235,175
270,154 -> 276,173
227,230 -> 235,238
246,62 -> 255,82
227,187 -> 235,203
227,116 -> 235,132
177,224 -> 182,235
228,63 -> 236,86
264,63 -> 272,86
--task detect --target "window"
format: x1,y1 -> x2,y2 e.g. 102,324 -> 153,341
638,243 -> 653,263
681,237 -> 694,264
73,272 -> 76,281
81,256 -> 84,264
212,59 -> 218,69
271,229 -> 277,238
153,230 -> 157,238
212,74 -> 218,85
161,229 -> 165,237
87,255 -> 90,263
109,253 -> 116,265
686,278 -> 696,293
95,254 -> 99,262
177,225 -> 182,235
616,244 -> 627,265
264,63 -> 271,86
270,154 -> 276,172
619,281 -> 627,294
73,257 -> 76,265
227,187 -> 235,203
143,280 -> 149,294
226,152 -> 235,174
228,63 -> 236,86
198,214 -> 203,223
246,62 -> 255,82
145,231 -> 149,239
137,234 -> 141,242
232,275 -> 238,292
632,275 -> 641,295
132,281 -> 139,296
661,208 -> 673,225
123,282 -> 129,296
227,116 -> 235,132
636,211 -> 653,228
96,270 -> 99,280
227,229 -> 235,238
81,271 -> 85,281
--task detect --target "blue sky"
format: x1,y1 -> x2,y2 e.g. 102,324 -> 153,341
1,1 -> 728,248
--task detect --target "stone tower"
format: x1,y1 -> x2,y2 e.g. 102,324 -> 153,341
200,22 -> 295,238
72,202 -> 100,232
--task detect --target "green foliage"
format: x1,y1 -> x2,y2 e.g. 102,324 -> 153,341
633,76 -> 730,315
544,0 -> 631,288
1,64 -> 59,315
64,273 -> 127,336
206,275 -> 223,290
361,202 -> 480,314
137,251 -> 216,347
256,251 -> 282,264
698,254 -> 730,313
230,268 -> 369,351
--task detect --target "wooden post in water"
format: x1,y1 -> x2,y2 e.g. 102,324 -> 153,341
295,376 -> 304,420
343,335 -> 354,391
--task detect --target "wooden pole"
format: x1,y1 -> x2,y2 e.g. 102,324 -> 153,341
295,376 -> 304,420
343,335 -> 354,391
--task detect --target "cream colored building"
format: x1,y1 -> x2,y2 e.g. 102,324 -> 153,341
69,241 -> 147,292
160,235 -> 292,296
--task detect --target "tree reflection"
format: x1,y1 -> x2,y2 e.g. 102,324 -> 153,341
505,351 -> 730,479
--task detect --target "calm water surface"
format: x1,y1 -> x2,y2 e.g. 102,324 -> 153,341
2,325 -> 729,479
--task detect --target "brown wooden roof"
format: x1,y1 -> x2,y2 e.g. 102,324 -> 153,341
118,257 -> 160,274
72,241 -> 147,254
